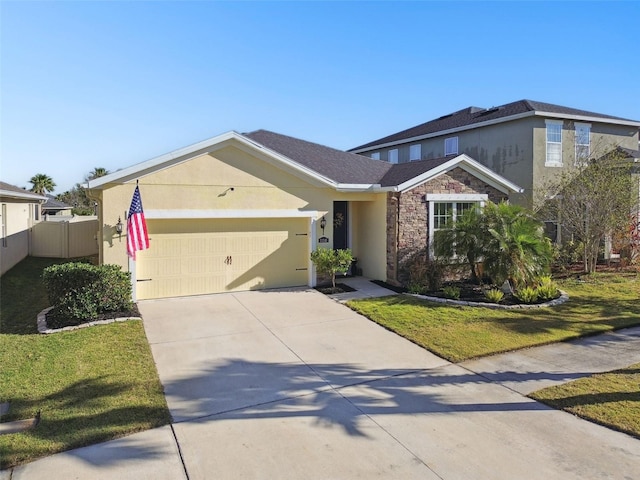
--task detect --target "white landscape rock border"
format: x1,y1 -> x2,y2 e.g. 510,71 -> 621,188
37,307 -> 141,334
406,290 -> 569,309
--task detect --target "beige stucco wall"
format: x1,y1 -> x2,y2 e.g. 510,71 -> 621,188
351,194 -> 387,280
91,144 -> 388,281
0,200 -> 38,275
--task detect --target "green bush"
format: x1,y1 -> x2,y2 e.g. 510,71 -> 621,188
534,275 -> 559,301
442,286 -> 461,300
404,250 -> 446,292
514,286 -> 539,304
310,248 -> 353,289
42,263 -> 132,322
484,288 -> 504,303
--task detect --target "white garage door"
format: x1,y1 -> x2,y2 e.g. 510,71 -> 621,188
135,218 -> 309,300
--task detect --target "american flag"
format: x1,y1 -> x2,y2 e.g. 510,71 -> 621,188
126,185 -> 149,260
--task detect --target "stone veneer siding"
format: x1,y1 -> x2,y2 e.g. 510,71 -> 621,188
386,167 -> 507,285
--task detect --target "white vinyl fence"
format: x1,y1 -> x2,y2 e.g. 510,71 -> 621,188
30,217 -> 99,258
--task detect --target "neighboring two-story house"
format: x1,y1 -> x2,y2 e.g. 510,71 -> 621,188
349,100 -> 640,208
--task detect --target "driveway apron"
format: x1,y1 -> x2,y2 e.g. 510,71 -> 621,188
138,288 -> 640,480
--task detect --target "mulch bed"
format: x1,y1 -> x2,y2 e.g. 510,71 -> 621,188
315,283 -> 357,295
45,304 -> 141,330
372,279 -> 558,305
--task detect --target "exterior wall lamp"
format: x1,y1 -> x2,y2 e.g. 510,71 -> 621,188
115,217 -> 123,237
320,216 -> 327,234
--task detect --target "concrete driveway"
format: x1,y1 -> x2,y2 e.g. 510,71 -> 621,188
10,288 -> 640,479
140,288 -> 640,480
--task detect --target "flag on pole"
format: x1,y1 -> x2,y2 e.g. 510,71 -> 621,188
126,185 -> 149,260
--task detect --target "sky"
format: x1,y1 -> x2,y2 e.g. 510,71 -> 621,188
1,1 -> 639,194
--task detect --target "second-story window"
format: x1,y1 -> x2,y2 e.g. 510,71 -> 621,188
444,137 -> 458,156
371,152 -> 380,160
388,149 -> 399,164
575,123 -> 591,164
409,144 -> 421,161
545,119 -> 563,166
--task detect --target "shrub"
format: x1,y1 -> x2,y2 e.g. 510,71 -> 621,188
553,240 -> 583,271
484,288 -> 504,303
407,282 -> 425,295
42,263 -> 132,322
405,250 -> 446,292
534,275 -> 559,301
310,248 -> 353,289
514,286 -> 539,304
442,286 -> 461,300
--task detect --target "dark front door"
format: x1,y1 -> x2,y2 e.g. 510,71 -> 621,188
333,201 -> 349,250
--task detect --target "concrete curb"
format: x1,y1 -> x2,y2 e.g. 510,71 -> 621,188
406,290 -> 569,309
37,307 -> 141,334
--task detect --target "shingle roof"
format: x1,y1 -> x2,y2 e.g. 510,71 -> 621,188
243,130 -> 489,189
43,194 -> 71,210
0,181 -> 46,200
350,100 -> 640,151
243,129 -> 393,184
379,157 -> 453,187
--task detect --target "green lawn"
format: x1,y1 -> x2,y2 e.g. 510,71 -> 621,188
347,273 -> 639,362
0,257 -> 171,469
530,363 -> 640,439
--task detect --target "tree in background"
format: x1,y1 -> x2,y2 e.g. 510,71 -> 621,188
536,148 -> 638,273
55,168 -> 110,215
86,167 -> 109,181
29,173 -> 56,195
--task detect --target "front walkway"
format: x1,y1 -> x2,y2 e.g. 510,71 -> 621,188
6,282 -> 640,480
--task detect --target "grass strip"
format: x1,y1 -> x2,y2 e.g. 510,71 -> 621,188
529,363 -> 640,439
0,257 -> 171,469
347,273 -> 639,362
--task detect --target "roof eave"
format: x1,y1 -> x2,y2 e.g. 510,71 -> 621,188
85,131 -> 341,190
533,111 -> 640,127
350,112 -> 536,153
0,189 -> 48,201
352,110 -> 640,154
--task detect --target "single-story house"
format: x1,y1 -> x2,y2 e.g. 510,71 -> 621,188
42,195 -> 73,217
86,130 -> 522,300
0,182 -> 47,276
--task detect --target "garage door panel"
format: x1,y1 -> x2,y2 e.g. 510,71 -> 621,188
136,218 -> 309,299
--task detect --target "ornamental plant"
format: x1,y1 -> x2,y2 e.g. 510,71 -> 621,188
310,248 -> 354,289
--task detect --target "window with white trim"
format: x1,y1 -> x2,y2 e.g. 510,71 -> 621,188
409,144 -> 421,161
575,122 -> 590,164
444,137 -> 458,156
371,152 -> 380,160
433,201 -> 478,255
388,149 -> 399,164
545,119 -> 563,166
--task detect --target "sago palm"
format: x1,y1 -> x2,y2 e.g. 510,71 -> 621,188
482,201 -> 553,289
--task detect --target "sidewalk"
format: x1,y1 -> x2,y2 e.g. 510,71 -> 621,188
461,325 -> 640,395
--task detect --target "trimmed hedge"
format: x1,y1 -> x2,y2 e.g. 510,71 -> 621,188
42,263 -> 133,323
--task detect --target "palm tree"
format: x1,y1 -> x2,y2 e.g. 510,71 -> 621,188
29,174 -> 56,195
86,167 -> 109,181
482,201 -> 553,289
434,206 -> 486,283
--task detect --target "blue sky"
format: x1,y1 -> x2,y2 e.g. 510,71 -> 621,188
2,1 -> 639,193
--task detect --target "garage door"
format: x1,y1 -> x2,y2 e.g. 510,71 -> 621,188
135,218 -> 309,300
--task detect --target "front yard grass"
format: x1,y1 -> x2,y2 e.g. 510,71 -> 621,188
0,257 -> 171,469
347,273 -> 639,363
530,363 -> 640,439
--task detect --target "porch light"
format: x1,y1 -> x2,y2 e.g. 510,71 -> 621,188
115,217 -> 123,236
320,216 -> 327,234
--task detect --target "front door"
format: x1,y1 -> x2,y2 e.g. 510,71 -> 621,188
333,201 -> 349,250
